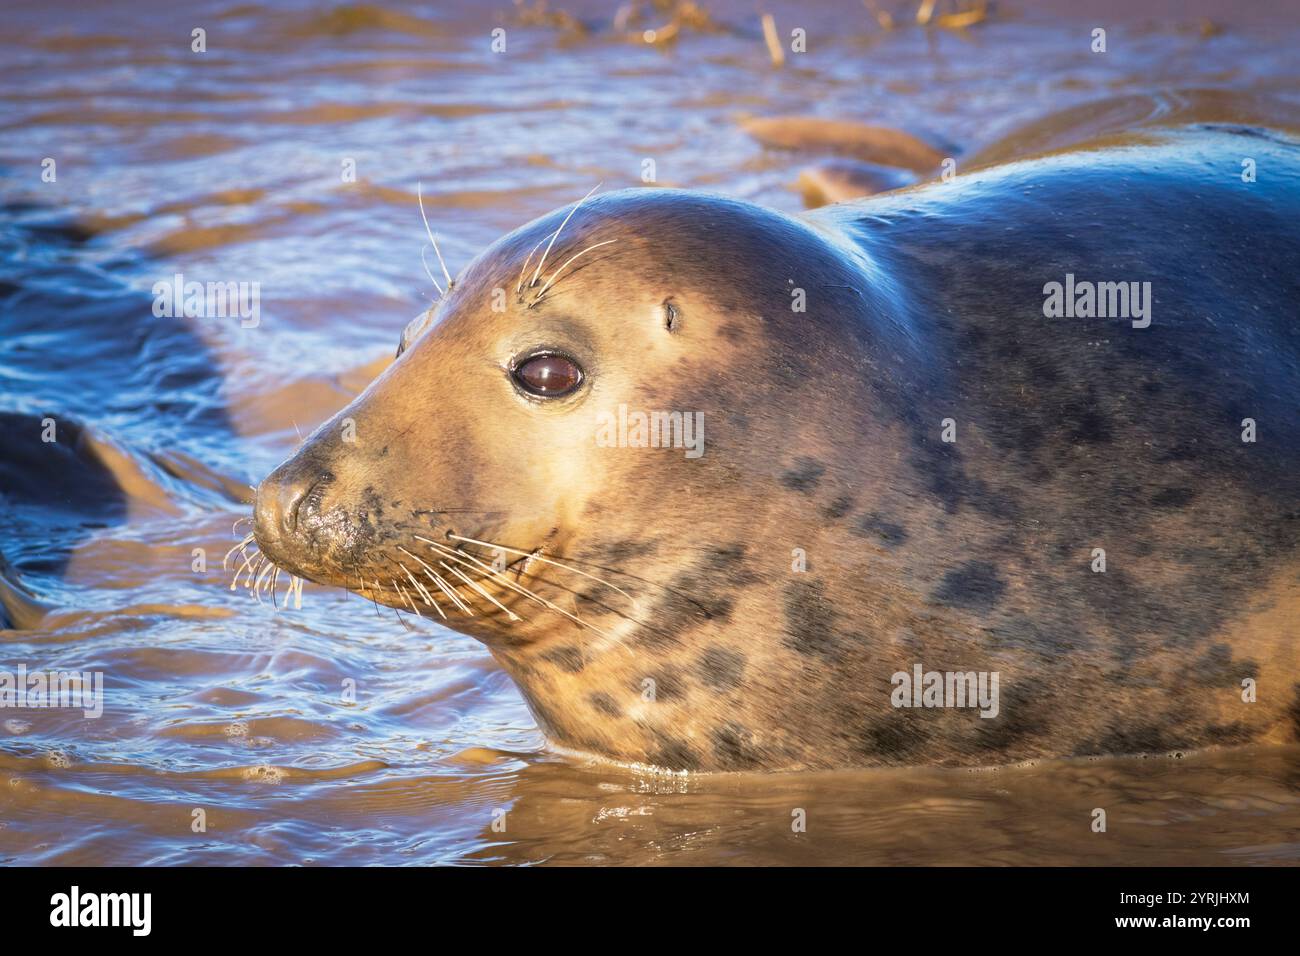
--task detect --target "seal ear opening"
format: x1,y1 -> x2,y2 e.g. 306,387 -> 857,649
663,298 -> 680,333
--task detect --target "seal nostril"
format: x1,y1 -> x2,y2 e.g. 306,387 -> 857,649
278,473 -> 331,534
278,482 -> 309,534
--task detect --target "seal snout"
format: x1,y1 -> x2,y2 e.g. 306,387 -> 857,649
252,458 -> 334,571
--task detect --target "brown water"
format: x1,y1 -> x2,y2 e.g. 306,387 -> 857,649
2,0 -> 1299,865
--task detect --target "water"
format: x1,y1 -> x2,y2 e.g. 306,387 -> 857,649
2,0 -> 1299,865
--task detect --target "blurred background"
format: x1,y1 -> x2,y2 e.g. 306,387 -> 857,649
1,0 -> 1298,865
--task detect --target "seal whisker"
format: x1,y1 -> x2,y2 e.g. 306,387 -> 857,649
410,573 -> 441,612
395,546 -> 462,606
398,560 -> 436,605
417,537 -> 533,602
252,558 -> 275,604
390,580 -> 416,629
531,240 -> 618,306
416,181 -> 453,293
417,535 -> 526,582
429,569 -> 474,616
446,533 -> 634,602
248,557 -> 265,599
515,234 -> 550,296
394,578 -> 422,618
223,533 -> 256,571
422,536 -> 637,632
396,547 -> 469,615
425,537 -> 672,646
231,550 -> 260,591
417,535 -> 612,638
238,554 -> 259,591
441,561 -> 522,622
528,182 -> 601,289
420,245 -> 443,297
228,555 -> 253,591
398,560 -> 448,619
282,574 -> 303,610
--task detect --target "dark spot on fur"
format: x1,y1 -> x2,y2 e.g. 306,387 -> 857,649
932,560 -> 1006,611
1063,404 -> 1112,444
600,537 -> 659,564
698,647 -> 745,689
639,544 -> 749,646
1203,722 -> 1253,746
822,495 -> 856,520
858,716 -> 934,760
1151,487 -> 1197,508
648,736 -> 699,771
974,682 -> 1044,752
588,692 -> 621,718
782,578 -> 840,657
855,512 -> 908,547
634,667 -> 684,703
540,645 -> 584,673
780,457 -> 825,493
1188,643 -> 1257,688
1096,723 -> 1187,755
711,723 -> 761,769
906,433 -> 1022,520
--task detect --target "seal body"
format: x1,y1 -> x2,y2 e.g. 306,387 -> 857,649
254,125 -> 1300,771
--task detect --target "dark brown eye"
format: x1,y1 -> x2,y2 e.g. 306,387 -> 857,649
511,352 -> 583,398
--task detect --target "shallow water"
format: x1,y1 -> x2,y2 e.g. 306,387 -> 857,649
2,0 -> 1299,865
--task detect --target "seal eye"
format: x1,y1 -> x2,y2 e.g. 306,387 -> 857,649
511,352 -> 583,398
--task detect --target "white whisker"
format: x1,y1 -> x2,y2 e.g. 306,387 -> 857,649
282,574 -> 304,610
516,234 -> 550,295
442,561 -> 521,621
417,181 -> 453,292
223,533 -> 256,571
416,535 -> 611,639
394,579 -> 419,616
532,239 -> 617,304
253,559 -> 275,604
528,183 -> 601,289
397,547 -> 471,615
230,550 -> 259,591
446,533 -> 633,601
420,244 -> 444,297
